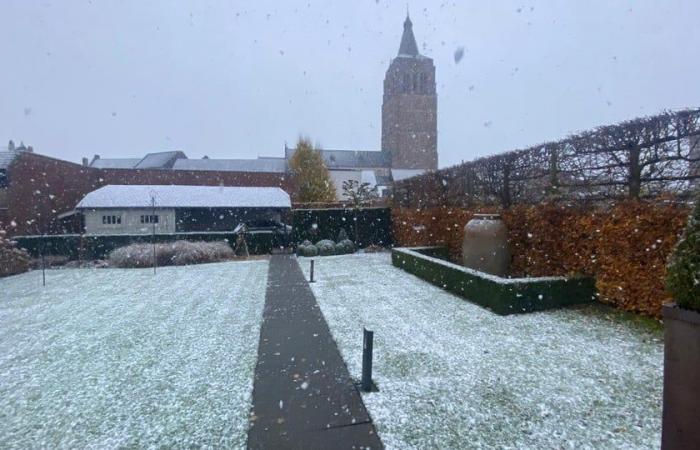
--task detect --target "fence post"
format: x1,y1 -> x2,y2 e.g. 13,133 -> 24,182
361,328 -> 374,392
310,259 -> 315,283
41,234 -> 46,287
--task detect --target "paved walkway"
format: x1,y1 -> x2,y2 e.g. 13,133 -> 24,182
247,255 -> 382,449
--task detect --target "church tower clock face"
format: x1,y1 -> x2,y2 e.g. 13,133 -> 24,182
381,14 -> 438,171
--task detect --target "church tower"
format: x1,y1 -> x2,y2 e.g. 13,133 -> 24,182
381,14 -> 437,170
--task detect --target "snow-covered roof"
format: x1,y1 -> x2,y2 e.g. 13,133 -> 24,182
0,150 -> 18,169
173,158 -> 287,173
90,158 -> 141,169
134,151 -> 186,169
76,185 -> 291,209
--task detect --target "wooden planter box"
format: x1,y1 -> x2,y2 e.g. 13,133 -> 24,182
662,303 -> 700,449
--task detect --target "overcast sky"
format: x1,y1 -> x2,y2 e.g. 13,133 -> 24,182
1,0 -> 699,168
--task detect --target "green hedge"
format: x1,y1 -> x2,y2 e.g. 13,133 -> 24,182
392,247 -> 596,315
292,207 -> 392,247
15,231 -> 286,260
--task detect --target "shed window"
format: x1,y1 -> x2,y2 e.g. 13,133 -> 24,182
140,215 -> 159,224
102,215 -> 121,225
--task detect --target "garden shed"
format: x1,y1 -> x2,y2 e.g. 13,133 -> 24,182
75,185 -> 291,235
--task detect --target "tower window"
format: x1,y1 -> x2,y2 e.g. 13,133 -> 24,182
403,74 -> 410,93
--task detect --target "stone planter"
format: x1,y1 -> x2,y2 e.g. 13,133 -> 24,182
462,214 -> 510,277
662,303 -> 700,450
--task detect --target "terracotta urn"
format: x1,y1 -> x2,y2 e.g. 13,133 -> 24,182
462,213 -> 510,277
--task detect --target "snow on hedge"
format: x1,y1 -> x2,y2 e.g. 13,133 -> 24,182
300,253 -> 663,449
0,260 -> 268,448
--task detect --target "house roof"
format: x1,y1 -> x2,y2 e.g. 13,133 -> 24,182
286,147 -> 390,170
76,185 -> 291,209
0,150 -> 19,170
134,151 -> 187,169
90,158 -> 141,169
173,157 -> 287,173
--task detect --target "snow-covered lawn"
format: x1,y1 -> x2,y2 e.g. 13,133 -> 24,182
301,253 -> 663,450
0,261 -> 268,449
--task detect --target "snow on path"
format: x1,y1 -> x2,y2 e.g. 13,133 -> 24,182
301,253 -> 663,450
0,261 -> 268,449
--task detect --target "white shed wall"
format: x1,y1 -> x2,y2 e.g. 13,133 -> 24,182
83,208 -> 176,235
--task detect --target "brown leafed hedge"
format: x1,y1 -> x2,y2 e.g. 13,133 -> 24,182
392,201 -> 689,317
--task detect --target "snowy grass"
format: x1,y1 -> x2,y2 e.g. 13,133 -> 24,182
0,260 -> 268,449
300,253 -> 663,450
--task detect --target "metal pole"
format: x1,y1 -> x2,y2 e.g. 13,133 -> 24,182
310,259 -> 315,283
361,328 -> 374,392
151,195 -> 156,274
41,234 -> 46,287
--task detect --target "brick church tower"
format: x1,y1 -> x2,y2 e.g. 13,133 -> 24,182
381,14 -> 438,170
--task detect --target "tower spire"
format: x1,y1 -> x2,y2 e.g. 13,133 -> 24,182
398,11 -> 419,57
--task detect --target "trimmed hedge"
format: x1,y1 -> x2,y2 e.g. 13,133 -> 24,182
392,247 -> 596,315
392,202 -> 689,317
293,207 -> 392,248
15,231 -> 287,260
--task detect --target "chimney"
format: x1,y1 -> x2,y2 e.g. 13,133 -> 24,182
82,157 -> 89,166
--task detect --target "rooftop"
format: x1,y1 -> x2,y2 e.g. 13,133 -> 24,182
285,147 -> 390,170
173,158 -> 287,173
89,158 -> 141,169
76,185 -> 291,209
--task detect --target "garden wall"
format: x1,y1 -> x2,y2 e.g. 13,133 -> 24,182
392,201 -> 690,317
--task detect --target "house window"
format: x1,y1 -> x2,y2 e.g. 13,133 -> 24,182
102,215 -> 121,225
140,215 -> 159,224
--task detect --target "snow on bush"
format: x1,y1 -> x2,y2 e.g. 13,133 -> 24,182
108,240 -> 234,268
0,229 -> 31,278
336,239 -> 356,254
315,239 -> 336,256
666,198 -> 700,311
297,240 -> 319,257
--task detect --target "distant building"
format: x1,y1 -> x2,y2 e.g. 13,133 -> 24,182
83,14 -> 438,201
381,13 -> 438,170
76,185 -> 291,235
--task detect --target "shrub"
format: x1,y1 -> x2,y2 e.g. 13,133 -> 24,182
336,239 -> 356,254
315,239 -> 336,256
296,241 -> 319,257
0,230 -> 31,277
108,240 -> 234,268
337,228 -> 349,242
667,199 -> 700,312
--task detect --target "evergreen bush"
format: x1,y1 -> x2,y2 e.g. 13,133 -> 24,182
337,239 -> 356,254
316,239 -> 336,256
666,199 -> 700,312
